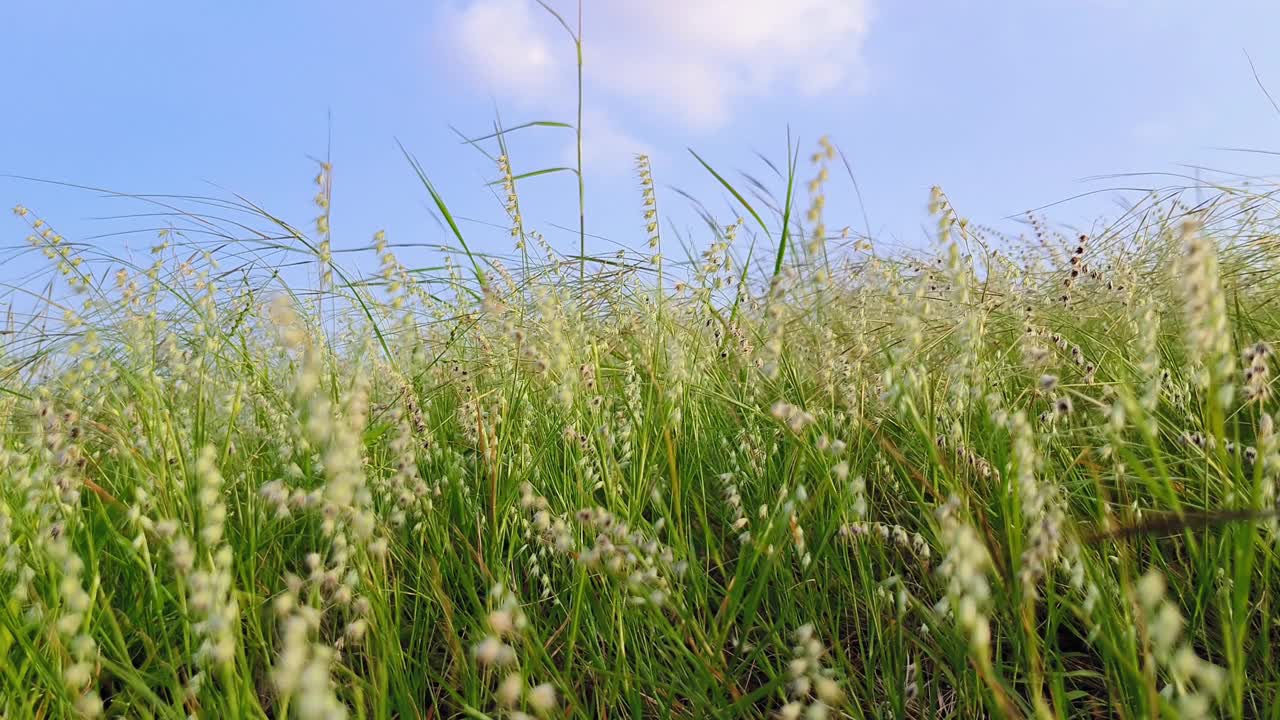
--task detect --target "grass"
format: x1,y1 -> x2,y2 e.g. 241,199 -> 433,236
3,126 -> 1280,720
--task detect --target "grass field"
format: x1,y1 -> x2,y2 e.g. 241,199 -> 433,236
3,134 -> 1280,719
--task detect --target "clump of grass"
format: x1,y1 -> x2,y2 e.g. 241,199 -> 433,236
4,130 -> 1280,720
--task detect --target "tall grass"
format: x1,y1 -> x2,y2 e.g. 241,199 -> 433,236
4,123 -> 1280,719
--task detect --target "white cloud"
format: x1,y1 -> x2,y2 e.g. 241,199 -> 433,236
444,0 -> 562,100
598,0 -> 871,127
441,0 -> 872,129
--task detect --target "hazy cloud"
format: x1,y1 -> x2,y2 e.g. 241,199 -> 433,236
443,0 -> 872,129
446,0 -> 562,99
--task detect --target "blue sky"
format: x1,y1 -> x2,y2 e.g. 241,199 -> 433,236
3,1 -> 1280,276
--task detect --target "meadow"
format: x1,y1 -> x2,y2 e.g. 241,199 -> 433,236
2,125 -> 1280,720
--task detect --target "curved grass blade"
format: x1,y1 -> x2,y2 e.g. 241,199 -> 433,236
397,139 -> 488,289
459,120 -> 574,145
485,167 -> 578,186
